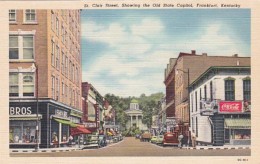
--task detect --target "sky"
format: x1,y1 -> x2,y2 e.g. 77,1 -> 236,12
80,9 -> 250,97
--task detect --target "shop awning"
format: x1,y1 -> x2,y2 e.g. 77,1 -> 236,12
224,118 -> 251,129
54,118 -> 77,127
70,126 -> 91,136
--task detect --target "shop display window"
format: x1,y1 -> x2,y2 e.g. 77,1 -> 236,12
10,121 -> 40,144
232,129 -> 251,139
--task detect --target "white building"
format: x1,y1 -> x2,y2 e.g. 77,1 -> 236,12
125,99 -> 148,131
189,66 -> 251,146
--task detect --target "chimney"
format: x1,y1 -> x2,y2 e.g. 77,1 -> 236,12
191,50 -> 196,55
233,54 -> 238,57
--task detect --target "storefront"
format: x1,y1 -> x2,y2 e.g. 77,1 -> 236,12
224,118 -> 251,145
10,99 -> 83,148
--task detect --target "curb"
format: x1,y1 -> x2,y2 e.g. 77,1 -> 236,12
10,148 -> 83,153
184,147 -> 250,150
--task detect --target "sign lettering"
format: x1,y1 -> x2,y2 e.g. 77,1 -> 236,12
9,107 -> 32,115
219,101 -> 242,113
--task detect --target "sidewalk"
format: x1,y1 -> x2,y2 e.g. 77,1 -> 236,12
10,145 -> 84,153
182,145 -> 251,150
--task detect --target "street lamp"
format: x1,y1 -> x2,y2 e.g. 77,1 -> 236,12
31,63 -> 39,151
176,68 -> 190,146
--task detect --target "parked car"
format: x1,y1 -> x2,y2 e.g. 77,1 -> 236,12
140,132 -> 152,142
83,134 -> 100,148
150,136 -> 158,144
162,132 -> 178,147
99,135 -> 107,147
156,135 -> 164,145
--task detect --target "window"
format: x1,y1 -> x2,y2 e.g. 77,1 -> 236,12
195,91 -> 197,112
65,55 -> 68,77
9,10 -> 16,22
204,85 -> 207,101
51,11 -> 55,31
61,25 -> 65,43
192,117 -> 194,133
23,73 -> 34,96
9,73 -> 19,97
9,35 -> 34,60
9,36 -> 18,59
56,77 -> 59,100
56,18 -> 59,36
199,88 -> 202,109
210,81 -> 213,101
196,117 -> 198,137
243,79 -> 251,101
51,76 -> 55,99
56,45 -> 60,70
9,72 -> 34,97
23,36 -> 34,59
25,9 -> 36,22
191,93 -> 193,113
225,79 -> 235,101
61,51 -> 65,74
51,40 -> 55,66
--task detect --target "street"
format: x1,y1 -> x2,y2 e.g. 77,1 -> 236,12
10,137 -> 250,157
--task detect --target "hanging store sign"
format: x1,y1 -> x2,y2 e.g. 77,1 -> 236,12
55,109 -> 68,118
219,101 -> 243,113
83,122 -> 97,128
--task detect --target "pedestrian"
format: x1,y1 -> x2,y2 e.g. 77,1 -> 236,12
178,133 -> 184,148
191,133 -> 196,148
68,135 -> 73,146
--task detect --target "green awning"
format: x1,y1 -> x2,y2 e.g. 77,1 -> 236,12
224,118 -> 251,129
54,118 -> 77,127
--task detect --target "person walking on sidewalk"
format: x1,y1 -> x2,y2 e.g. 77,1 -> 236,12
191,133 -> 197,148
178,133 -> 184,148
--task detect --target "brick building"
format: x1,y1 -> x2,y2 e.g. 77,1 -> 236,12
9,9 -> 82,148
164,50 -> 250,143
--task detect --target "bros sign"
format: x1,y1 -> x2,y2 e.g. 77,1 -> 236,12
10,107 -> 32,115
219,101 -> 243,113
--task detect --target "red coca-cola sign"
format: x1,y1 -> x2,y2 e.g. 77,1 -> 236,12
219,101 -> 243,113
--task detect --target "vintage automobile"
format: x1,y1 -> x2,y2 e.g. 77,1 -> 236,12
83,134 -> 100,148
99,135 -> 107,147
150,136 -> 158,144
162,132 -> 179,147
156,135 -> 164,145
140,132 -> 152,142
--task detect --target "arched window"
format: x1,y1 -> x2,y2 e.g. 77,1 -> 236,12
23,73 -> 34,96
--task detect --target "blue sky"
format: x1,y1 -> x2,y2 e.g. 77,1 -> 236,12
81,9 -> 250,97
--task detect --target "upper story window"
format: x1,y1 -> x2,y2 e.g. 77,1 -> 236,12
225,78 -> 235,101
9,73 -> 19,97
210,81 -> 213,101
9,72 -> 35,97
243,78 -> 251,101
204,85 -> 207,101
9,10 -> 16,22
25,9 -> 36,23
51,11 -> 55,31
56,18 -> 59,36
9,35 -> 34,60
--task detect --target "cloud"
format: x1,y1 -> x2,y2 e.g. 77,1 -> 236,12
131,18 -> 164,37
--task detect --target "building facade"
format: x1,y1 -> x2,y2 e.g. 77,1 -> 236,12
125,99 -> 148,131
164,50 -> 250,144
9,9 -> 82,148
189,66 -> 251,146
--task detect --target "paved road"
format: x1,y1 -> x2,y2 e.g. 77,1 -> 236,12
11,137 -> 250,157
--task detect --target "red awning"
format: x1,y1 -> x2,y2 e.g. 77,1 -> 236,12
70,126 -> 91,136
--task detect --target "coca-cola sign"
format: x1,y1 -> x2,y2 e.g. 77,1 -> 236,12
219,101 -> 243,113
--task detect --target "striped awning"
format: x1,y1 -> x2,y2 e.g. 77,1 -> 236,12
224,118 -> 251,129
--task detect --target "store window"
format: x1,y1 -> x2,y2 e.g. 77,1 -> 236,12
225,78 -> 235,101
24,9 -> 36,22
9,35 -> 34,60
10,121 -> 40,144
243,79 -> 251,101
9,9 -> 16,22
231,129 -> 251,140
